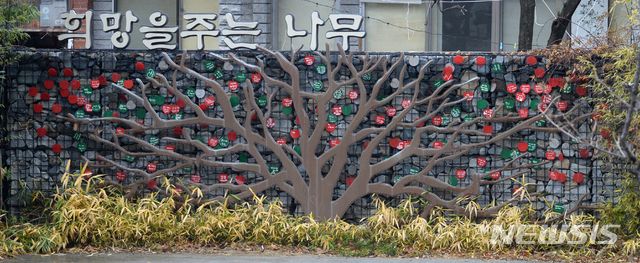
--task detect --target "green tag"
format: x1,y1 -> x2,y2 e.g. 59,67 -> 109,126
316,64 -> 327,74
118,103 -> 128,113
570,137 -> 578,144
282,106 -> 292,115
186,88 -> 196,98
125,155 -> 135,162
149,136 -> 159,146
501,148 -> 513,159
530,99 -> 540,110
553,203 -> 564,213
491,63 -> 503,73
442,116 -> 450,126
92,102 -> 101,112
148,96 -> 157,106
464,115 -> 473,122
239,152 -> 247,162
448,177 -> 458,186
155,96 -> 165,105
510,150 -> 520,159
531,158 -> 541,169
194,136 -> 204,143
451,107 -> 461,118
117,79 -> 124,86
136,108 -> 146,119
504,99 -> 515,110
393,175 -> 402,184
72,132 -> 82,141
269,165 -> 280,175
77,142 -> 87,152
535,119 -> 546,127
230,96 -> 240,106
294,145 -> 301,155
236,72 -> 247,82
312,80 -> 323,91
183,166 -> 192,172
174,113 -> 183,120
409,167 -> 420,175
484,168 -> 492,180
342,105 -> 352,116
362,72 -> 372,81
83,86 -> 92,96
103,111 -> 113,117
561,85 -> 572,94
213,69 -> 224,79
146,68 -> 156,78
257,96 -> 267,107
219,137 -> 230,147
327,114 -> 338,123
75,110 -> 85,119
527,141 -> 537,152
434,80 -> 444,89
333,89 -> 344,99
377,95 -> 386,101
477,99 -> 488,110
204,60 -> 215,71
480,82 -> 490,93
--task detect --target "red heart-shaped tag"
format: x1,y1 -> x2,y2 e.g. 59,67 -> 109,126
52,104 -> 62,113
162,105 -> 171,114
124,80 -> 134,89
28,87 -> 38,97
48,68 -> 57,76
228,131 -> 238,141
44,80 -> 54,90
59,80 -> 69,89
112,73 -> 121,82
68,95 -> 78,104
98,75 -> 107,85
52,144 -> 62,153
290,129 -> 300,139
33,104 -> 43,113
346,177 -> 356,186
60,89 -> 70,98
218,174 -> 229,183
116,172 -> 126,181
71,80 -> 81,90
64,68 -> 73,76
235,175 -> 245,185
176,99 -> 186,108
37,128 -> 47,137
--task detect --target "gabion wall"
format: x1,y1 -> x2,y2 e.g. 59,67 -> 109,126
3,49 -> 622,220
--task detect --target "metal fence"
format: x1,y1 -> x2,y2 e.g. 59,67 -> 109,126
1,49 -> 623,221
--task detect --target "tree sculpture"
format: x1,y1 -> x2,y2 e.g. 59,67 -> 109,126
62,44 -> 575,220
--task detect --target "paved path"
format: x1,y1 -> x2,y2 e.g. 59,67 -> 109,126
6,253 -> 552,263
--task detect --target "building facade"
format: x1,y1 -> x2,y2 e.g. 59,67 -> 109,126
20,0 -> 626,52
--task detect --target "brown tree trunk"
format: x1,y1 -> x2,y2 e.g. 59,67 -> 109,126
518,0 -> 536,51
547,0 -> 582,46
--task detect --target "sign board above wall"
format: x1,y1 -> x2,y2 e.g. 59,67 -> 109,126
58,9 -> 366,51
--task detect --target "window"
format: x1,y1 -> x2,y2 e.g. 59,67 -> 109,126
441,0 -> 493,51
363,2 -> 428,52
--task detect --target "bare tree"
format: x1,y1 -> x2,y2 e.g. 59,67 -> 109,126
518,0 -> 536,51
62,44 -> 575,220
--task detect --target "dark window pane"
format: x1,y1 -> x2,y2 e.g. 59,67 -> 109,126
442,0 -> 492,51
